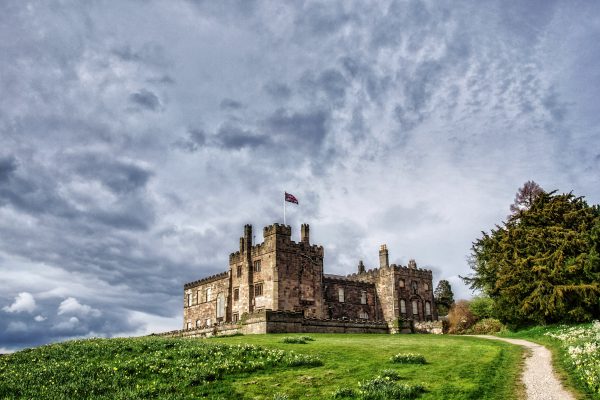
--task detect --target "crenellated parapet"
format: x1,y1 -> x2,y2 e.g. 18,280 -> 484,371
263,223 -> 292,238
184,271 -> 229,289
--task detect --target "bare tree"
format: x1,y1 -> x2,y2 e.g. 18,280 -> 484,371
510,180 -> 544,214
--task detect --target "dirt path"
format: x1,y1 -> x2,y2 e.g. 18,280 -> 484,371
474,335 -> 575,400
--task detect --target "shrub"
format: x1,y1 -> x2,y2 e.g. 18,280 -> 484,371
273,394 -> 289,400
358,377 -> 425,399
470,318 -> 505,334
390,353 -> 426,364
300,336 -> 315,341
379,369 -> 401,380
469,296 -> 495,319
447,300 -> 476,334
281,337 -> 307,344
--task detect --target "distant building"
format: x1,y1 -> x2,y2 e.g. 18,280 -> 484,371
181,223 -> 438,335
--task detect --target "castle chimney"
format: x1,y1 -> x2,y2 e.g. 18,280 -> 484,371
379,245 -> 389,268
301,223 -> 310,244
358,260 -> 365,274
408,259 -> 417,269
244,224 -> 252,253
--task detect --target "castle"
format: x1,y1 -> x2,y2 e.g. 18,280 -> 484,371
180,223 -> 439,336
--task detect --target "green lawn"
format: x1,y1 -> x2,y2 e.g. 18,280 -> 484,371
0,333 -> 524,399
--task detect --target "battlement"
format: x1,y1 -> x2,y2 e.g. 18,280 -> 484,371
263,223 -> 292,237
184,271 -> 229,289
347,263 -> 433,280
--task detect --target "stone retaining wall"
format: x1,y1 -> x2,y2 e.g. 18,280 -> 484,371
156,309 -> 443,338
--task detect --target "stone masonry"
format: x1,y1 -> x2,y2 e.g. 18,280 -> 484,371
182,223 -> 439,334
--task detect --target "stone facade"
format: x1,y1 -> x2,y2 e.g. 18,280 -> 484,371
182,223 -> 438,334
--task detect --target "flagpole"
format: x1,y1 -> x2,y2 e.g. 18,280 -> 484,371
283,192 -> 286,225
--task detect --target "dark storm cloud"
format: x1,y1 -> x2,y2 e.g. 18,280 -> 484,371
264,82 -> 292,100
0,156 -> 17,182
220,98 -> 244,110
216,124 -> 269,149
129,89 -> 161,111
172,128 -> 207,153
294,2 -> 351,35
70,154 -> 153,195
1,0 -> 598,352
264,108 -> 329,148
0,294 -> 139,349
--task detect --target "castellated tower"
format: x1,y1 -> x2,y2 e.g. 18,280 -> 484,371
182,222 -> 437,333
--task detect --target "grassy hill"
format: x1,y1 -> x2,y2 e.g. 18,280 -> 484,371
0,333 -> 523,399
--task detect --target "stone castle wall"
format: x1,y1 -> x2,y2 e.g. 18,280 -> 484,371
181,223 -> 439,334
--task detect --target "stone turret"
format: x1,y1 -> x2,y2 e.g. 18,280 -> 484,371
379,245 -> 389,268
358,260 -> 366,274
301,223 -> 310,244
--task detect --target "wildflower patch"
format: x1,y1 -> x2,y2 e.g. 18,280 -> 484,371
544,321 -> 600,396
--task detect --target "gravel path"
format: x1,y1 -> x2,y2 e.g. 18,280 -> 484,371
475,335 -> 575,400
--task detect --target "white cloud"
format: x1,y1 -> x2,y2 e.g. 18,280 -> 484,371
52,316 -> 80,331
34,315 -> 47,322
57,297 -> 101,318
2,292 -> 36,314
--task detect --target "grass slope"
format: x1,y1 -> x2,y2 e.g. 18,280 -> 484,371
0,333 -> 523,399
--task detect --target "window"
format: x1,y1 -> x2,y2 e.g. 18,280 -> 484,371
206,318 -> 211,327
187,293 -> 192,307
254,283 -> 263,297
400,299 -> 406,314
197,290 -> 201,304
216,293 -> 225,318
411,281 -> 418,295
254,260 -> 261,272
186,321 -> 192,329
233,287 -> 239,301
358,310 -> 369,319
338,288 -> 345,303
232,313 -> 239,323
196,319 -> 202,328
412,300 -> 419,315
425,301 -> 431,316
398,279 -> 405,288
205,288 -> 212,303
361,291 -> 367,305
423,283 -> 429,291
236,265 -> 242,278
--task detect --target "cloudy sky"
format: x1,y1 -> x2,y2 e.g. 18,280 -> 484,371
1,0 -> 599,351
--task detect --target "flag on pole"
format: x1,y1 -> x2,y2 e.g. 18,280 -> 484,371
285,192 -> 299,204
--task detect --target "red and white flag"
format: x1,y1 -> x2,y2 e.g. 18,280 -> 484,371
285,192 -> 299,204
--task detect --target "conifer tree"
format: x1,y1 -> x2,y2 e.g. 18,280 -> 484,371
434,280 -> 454,315
464,187 -> 600,326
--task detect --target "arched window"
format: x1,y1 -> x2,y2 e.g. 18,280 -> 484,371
205,288 -> 212,302
423,283 -> 429,291
411,281 -> 418,295
412,300 -> 419,315
361,291 -> 367,304
196,319 -> 202,328
398,279 -> 405,288
400,299 -> 406,314
425,301 -> 431,316
358,310 -> 369,319
338,288 -> 345,303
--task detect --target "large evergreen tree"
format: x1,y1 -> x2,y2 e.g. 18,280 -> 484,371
434,280 -> 454,315
464,189 -> 600,327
